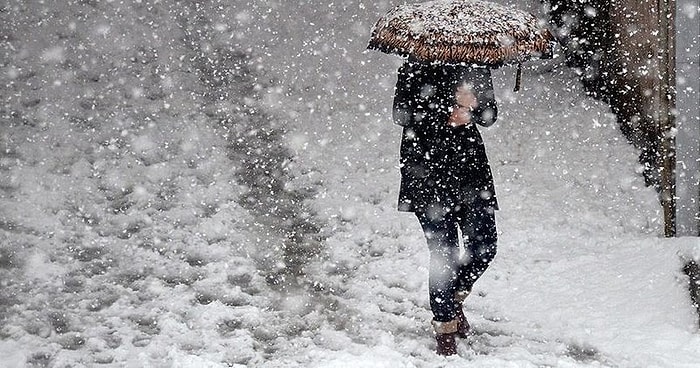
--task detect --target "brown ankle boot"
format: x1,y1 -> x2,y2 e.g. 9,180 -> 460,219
432,319 -> 459,356
455,308 -> 470,338
455,291 -> 470,338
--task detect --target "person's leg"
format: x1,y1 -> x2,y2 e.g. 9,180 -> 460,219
416,210 -> 462,355
450,206 -> 497,338
456,206 -> 498,293
415,211 -> 461,322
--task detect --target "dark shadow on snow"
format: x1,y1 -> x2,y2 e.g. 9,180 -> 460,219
179,10 -> 325,290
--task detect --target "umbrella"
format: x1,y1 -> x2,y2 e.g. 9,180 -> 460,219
367,0 -> 555,90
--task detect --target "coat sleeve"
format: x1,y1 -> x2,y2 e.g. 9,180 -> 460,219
392,64 -> 413,127
463,68 -> 498,127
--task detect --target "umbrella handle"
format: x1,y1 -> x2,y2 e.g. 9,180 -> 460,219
514,63 -> 522,92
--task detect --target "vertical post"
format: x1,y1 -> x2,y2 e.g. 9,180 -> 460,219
675,0 -> 700,236
658,0 -> 676,237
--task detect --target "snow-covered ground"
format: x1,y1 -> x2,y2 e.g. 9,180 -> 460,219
1,0 -> 699,367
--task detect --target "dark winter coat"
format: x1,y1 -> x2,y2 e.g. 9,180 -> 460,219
393,61 -> 498,214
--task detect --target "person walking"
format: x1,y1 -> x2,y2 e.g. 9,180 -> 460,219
392,60 -> 499,356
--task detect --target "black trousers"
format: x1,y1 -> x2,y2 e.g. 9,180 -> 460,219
416,206 -> 497,322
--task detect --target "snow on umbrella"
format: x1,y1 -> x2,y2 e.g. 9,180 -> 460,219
367,0 -> 555,89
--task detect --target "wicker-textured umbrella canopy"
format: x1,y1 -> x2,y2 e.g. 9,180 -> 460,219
367,0 -> 554,66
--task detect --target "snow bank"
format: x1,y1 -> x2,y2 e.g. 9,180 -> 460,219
678,237 -> 700,262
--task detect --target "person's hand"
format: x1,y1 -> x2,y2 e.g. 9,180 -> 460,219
455,86 -> 478,110
448,106 -> 472,127
448,86 -> 478,127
